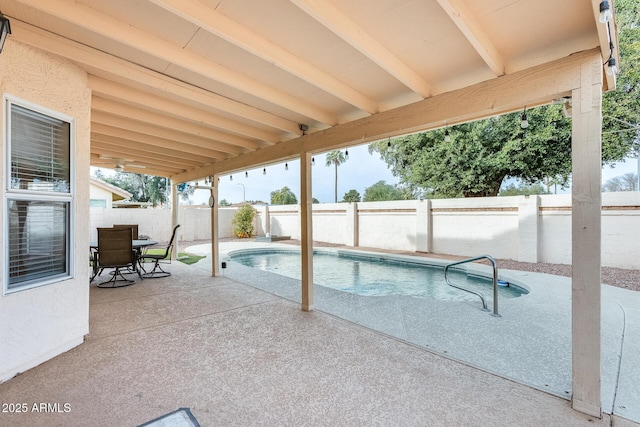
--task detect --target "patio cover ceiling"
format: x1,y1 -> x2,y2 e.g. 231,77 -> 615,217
3,0 -> 618,182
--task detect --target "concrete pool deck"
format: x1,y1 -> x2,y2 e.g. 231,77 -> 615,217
0,240 -> 637,425
186,240 -> 640,424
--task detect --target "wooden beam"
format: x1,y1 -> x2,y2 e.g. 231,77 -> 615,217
300,151 -> 314,311
91,109 -> 248,156
89,77 -> 276,146
210,176 -> 220,277
570,54 -> 603,418
91,135 -> 217,164
91,146 -> 204,170
290,0 -> 432,98
435,0 -> 504,76
11,20 -> 301,136
171,182 -> 179,260
13,0 -> 337,125
91,123 -> 228,160
172,49 -> 599,183
150,0 -> 378,114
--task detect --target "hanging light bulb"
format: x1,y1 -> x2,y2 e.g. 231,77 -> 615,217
599,1 -> 612,24
217,177 -> 220,183
312,157 -> 315,166
285,162 -> 289,171
520,107 -> 529,129
444,129 -> 451,142
606,57 -> 618,76
263,168 -> 266,175
230,175 -> 233,181
245,171 -> 248,178
387,137 -> 391,148
345,149 -> 349,160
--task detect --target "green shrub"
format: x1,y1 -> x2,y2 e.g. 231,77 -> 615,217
232,204 -> 256,238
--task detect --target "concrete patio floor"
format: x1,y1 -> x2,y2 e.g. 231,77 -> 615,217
0,247 -> 637,426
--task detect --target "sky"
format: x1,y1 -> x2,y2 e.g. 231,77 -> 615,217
191,144 -> 399,205
93,142 -> 640,206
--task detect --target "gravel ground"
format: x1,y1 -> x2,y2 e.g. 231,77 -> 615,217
180,238 -> 640,292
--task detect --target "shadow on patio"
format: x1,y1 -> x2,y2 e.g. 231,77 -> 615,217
0,261 -> 618,426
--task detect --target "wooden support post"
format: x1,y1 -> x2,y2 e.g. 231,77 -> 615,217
571,58 -> 602,418
171,180 -> 179,260
300,152 -> 314,311
210,175 -> 220,277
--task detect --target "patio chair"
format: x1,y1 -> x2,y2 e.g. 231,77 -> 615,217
113,224 -> 139,240
94,227 -> 141,287
139,224 -> 180,278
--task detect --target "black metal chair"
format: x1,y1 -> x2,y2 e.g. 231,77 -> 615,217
139,225 -> 180,278
94,227 -> 141,287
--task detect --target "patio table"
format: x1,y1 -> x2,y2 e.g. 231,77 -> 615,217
90,239 -> 158,281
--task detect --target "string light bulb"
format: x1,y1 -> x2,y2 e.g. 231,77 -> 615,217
599,1 -> 612,24
345,149 -> 349,160
285,162 -> 289,171
263,168 -> 266,175
387,137 -> 391,148
245,171 -> 248,178
444,129 -> 451,142
230,175 -> 233,181
606,57 -> 617,76
312,157 -> 315,166
520,107 -> 529,129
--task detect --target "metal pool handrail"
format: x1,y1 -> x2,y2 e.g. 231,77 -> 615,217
444,255 -> 501,317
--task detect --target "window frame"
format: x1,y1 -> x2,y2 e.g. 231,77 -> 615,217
3,94 -> 76,295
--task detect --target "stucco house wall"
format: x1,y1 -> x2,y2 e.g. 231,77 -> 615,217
0,40 -> 91,382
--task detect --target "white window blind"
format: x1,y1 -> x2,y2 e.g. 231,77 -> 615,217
10,104 -> 70,193
5,99 -> 74,293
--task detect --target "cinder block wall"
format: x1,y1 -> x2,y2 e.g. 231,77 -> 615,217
90,192 -> 640,269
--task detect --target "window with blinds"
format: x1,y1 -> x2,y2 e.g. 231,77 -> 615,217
4,98 -> 74,293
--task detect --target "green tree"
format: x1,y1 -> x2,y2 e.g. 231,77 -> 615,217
370,106 -> 572,197
270,186 -> 298,205
602,0 -> 640,161
232,204 -> 256,238
499,182 -> 549,196
325,150 -> 347,203
363,180 -> 404,202
97,171 -> 172,206
219,198 -> 232,206
367,1 -> 640,198
342,189 -> 361,202
603,173 -> 638,192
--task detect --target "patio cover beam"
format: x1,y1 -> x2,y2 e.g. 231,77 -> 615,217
290,0 -> 432,98
172,48 -> 600,184
11,20 -> 301,136
88,77 -> 276,146
13,0 -> 338,125
91,111 -> 249,157
435,0 -> 504,76
149,0 -> 379,114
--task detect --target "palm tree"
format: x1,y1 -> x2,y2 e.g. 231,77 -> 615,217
325,150 -> 347,203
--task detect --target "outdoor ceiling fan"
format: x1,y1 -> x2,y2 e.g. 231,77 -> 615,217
94,155 -> 146,172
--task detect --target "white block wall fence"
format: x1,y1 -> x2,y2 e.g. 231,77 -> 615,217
90,192 -> 640,269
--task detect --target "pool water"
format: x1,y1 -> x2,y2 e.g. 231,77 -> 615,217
230,250 -> 526,301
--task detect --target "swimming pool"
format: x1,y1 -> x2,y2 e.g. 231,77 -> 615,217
230,249 -> 527,302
